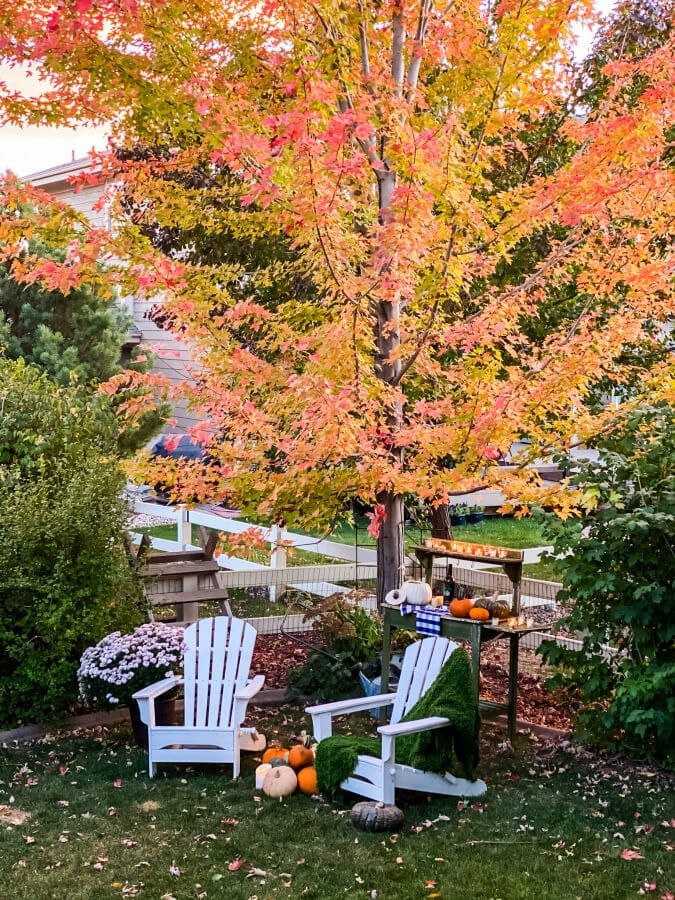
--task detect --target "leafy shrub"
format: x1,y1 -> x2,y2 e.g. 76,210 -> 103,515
310,593 -> 383,660
285,650 -> 358,703
0,359 -> 146,727
537,403 -> 675,766
284,593 -> 385,703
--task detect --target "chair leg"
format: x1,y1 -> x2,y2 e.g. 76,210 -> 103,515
381,767 -> 396,805
232,734 -> 241,779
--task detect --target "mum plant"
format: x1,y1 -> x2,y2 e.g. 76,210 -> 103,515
77,623 -> 185,710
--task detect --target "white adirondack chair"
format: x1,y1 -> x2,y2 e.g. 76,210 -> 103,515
307,637 -> 487,804
132,617 -> 266,778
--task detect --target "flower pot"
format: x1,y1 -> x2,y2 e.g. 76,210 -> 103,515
450,514 -> 467,526
128,696 -> 177,747
468,512 -> 484,524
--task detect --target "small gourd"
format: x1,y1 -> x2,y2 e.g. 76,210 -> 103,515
297,765 -> 319,795
351,801 -> 404,832
469,607 -> 490,621
288,744 -> 314,772
262,746 -> 289,764
262,764 -> 297,798
474,592 -> 512,619
402,580 -> 432,606
449,598 -> 474,618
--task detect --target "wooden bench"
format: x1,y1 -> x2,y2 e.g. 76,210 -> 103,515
139,527 -> 230,623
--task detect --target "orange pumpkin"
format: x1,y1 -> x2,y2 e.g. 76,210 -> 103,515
469,607 -> 490,621
288,744 -> 314,772
449,598 -> 474,618
262,746 -> 289,764
297,765 -> 319,795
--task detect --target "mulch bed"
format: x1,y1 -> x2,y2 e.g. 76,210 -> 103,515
252,631 -> 576,732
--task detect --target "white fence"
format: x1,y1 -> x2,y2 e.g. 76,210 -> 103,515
130,500 -> 379,599
130,500 -> 564,605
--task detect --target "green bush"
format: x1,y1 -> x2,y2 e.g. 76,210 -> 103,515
0,359 -> 145,727
285,650 -> 358,703
537,402 -> 675,766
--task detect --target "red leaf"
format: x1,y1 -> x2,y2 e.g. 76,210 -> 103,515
228,859 -> 245,871
620,848 -> 645,860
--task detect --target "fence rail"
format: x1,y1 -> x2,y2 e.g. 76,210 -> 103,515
130,499 -> 562,609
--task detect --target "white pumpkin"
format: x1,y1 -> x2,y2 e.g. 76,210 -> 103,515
402,580 -> 432,605
262,764 -> 297,798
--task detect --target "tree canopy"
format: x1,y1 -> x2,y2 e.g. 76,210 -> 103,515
0,0 -> 672,599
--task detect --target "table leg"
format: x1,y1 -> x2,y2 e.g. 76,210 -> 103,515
471,628 -> 481,698
380,617 -> 392,725
507,634 -> 519,743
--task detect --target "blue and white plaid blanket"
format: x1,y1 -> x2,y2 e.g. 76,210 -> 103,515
398,603 -> 450,636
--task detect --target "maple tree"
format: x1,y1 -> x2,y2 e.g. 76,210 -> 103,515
0,0 -> 673,602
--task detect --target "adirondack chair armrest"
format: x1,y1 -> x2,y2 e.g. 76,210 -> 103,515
307,693 -> 398,743
306,693 -> 397,717
377,715 -> 450,738
377,716 -> 450,768
132,675 -> 184,702
234,674 -> 265,701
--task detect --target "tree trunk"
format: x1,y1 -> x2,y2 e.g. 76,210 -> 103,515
430,502 -> 452,540
376,490 -> 406,606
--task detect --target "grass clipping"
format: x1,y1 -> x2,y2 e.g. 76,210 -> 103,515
315,647 -> 480,795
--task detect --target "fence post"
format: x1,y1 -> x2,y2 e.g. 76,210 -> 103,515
176,506 -> 191,550
269,524 -> 287,603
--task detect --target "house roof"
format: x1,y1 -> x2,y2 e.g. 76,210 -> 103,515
26,155 -> 95,187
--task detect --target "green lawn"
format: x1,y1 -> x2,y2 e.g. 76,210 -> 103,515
137,515 -> 548,553
311,513 -> 548,550
0,707 -> 672,900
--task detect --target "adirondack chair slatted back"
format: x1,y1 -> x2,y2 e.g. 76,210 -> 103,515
390,637 -> 458,725
182,618 -> 257,728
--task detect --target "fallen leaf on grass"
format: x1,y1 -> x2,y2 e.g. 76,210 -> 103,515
113,779 -> 123,789
0,805 -> 28,824
139,801 -> 159,812
642,883 -> 657,892
228,858 -> 245,871
22,835 -> 35,844
621,849 -> 645,860
247,867 -> 269,878
169,863 -> 181,876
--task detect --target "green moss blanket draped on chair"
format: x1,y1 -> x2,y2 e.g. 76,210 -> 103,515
315,647 -> 480,796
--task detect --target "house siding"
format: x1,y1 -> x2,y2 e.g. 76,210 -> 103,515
26,156 -> 200,436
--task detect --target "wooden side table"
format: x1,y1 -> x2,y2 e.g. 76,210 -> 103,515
380,606 -> 540,743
